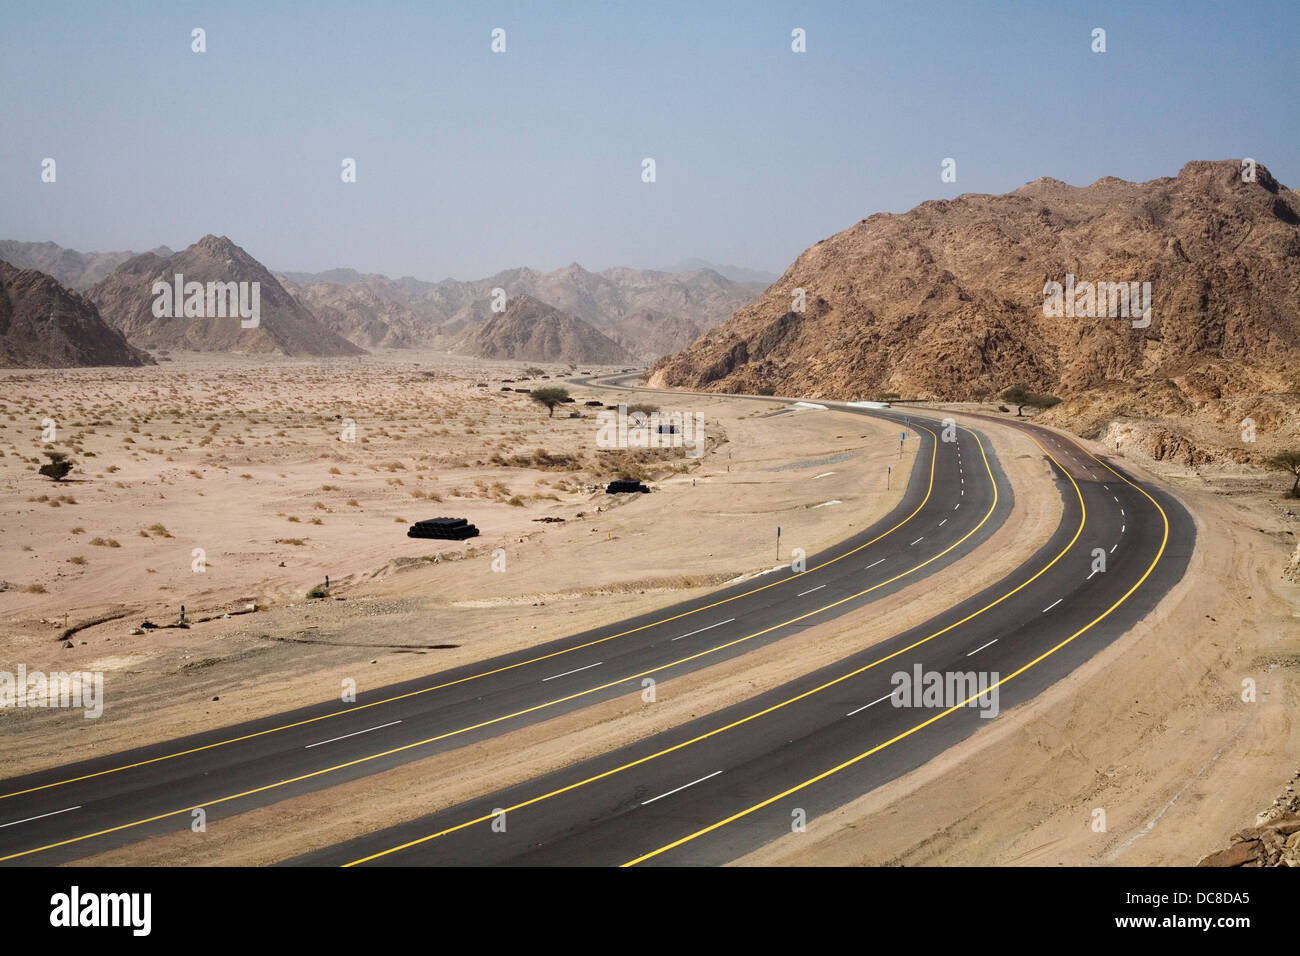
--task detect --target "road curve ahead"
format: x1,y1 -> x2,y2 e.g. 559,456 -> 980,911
291,413 -> 1194,867
0,397 -> 1010,864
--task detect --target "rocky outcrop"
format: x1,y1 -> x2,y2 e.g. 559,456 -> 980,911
651,160 -> 1300,416
1199,771 -> 1300,867
1284,540 -> 1300,583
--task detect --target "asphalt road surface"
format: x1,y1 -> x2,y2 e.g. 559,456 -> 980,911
2,394 -> 1023,864
289,403 -> 1194,866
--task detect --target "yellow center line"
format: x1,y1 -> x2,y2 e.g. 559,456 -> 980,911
0,423 -> 990,864
335,428 -> 1060,866
622,431 -> 1169,866
0,413 -> 937,803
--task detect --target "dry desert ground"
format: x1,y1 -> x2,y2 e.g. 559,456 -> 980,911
1,354 -> 1296,866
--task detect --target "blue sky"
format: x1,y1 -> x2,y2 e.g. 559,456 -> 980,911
2,0 -> 1296,280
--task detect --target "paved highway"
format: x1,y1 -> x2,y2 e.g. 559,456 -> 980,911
290,410 -> 1194,866
0,394 -> 1013,864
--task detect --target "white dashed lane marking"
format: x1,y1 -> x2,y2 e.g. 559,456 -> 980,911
306,721 -> 402,749
0,806 -> 81,829
671,618 -> 736,642
542,662 -> 602,682
641,770 -> 723,806
846,692 -> 895,716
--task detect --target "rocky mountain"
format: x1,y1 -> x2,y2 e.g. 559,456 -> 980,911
650,160 -> 1300,455
0,261 -> 152,367
278,278 -> 437,349
605,309 -> 706,364
88,236 -> 364,356
452,294 -> 634,364
6,241 -> 763,359
281,262 -> 764,357
0,240 -> 174,290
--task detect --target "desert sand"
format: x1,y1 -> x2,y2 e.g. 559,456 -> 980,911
0,351 -> 916,774
4,362 -> 1295,867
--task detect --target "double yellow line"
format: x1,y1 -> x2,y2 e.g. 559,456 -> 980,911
622,433 -> 1169,865
0,417 -> 937,807
341,425 -> 1048,866
0,416 -> 988,863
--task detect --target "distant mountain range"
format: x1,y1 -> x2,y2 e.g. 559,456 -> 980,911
278,261 -> 765,361
0,240 -> 175,291
0,237 -> 768,366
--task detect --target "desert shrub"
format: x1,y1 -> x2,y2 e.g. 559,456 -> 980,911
39,450 -> 72,481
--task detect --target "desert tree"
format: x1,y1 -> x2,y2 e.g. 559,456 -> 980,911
39,450 -> 73,482
529,386 -> 571,418
1000,386 -> 1062,417
1267,450 -> 1300,498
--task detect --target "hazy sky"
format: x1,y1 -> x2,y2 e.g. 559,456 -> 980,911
2,1 -> 1296,281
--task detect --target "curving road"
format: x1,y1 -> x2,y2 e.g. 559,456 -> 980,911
0,393 -> 1015,864
287,397 -> 1195,866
